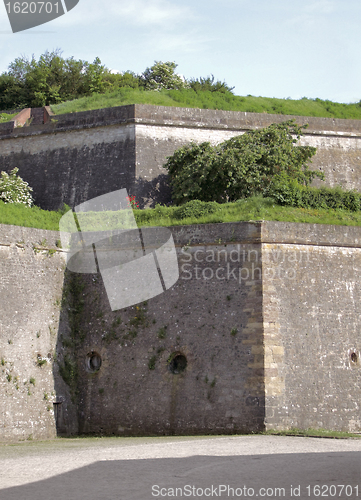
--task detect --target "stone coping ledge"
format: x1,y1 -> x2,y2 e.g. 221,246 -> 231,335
1,221 -> 361,248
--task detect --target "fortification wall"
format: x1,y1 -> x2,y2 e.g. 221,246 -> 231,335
261,222 -> 361,432
62,222 -> 265,436
1,105 -> 361,209
0,224 -> 76,442
1,220 -> 361,440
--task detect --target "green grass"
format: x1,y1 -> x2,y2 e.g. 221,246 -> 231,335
4,197 -> 361,231
51,88 -> 361,120
0,112 -> 17,123
0,201 -> 65,230
264,428 -> 361,439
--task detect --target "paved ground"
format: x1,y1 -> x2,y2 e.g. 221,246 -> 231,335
0,435 -> 360,499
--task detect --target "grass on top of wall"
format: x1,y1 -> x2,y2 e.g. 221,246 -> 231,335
0,201 -> 65,230
3,197 -> 361,232
0,112 -> 18,123
51,88 -> 361,121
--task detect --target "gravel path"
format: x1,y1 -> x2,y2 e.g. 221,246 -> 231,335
0,435 -> 360,499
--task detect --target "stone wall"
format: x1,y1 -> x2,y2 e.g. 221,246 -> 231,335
66,222 -> 265,436
1,220 -> 361,440
261,222 -> 361,432
0,224 -> 76,442
0,105 -> 361,210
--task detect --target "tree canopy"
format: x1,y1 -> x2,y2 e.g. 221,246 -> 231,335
0,49 -> 110,109
0,51 -> 235,110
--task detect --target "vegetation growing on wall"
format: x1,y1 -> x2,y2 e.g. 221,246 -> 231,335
0,168 -> 34,206
1,49 -> 361,119
165,121 -> 320,204
50,88 -> 361,120
5,196 -> 361,229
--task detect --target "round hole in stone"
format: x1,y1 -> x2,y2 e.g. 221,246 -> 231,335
86,351 -> 102,373
168,353 -> 187,374
350,352 -> 358,364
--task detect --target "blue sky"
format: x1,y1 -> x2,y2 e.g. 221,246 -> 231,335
0,0 -> 360,103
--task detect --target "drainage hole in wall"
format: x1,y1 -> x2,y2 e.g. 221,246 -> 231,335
168,353 -> 187,374
86,352 -> 102,373
350,352 -> 358,364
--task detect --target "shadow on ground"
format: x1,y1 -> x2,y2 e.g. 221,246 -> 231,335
1,452 -> 360,500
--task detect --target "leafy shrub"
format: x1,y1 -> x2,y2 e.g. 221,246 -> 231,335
174,200 -> 220,220
267,173 -> 361,211
0,167 -> 33,206
165,120 -> 321,205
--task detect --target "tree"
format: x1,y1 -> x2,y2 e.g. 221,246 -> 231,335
0,50 -> 109,109
188,74 -> 234,94
164,120 -> 322,204
139,61 -> 187,91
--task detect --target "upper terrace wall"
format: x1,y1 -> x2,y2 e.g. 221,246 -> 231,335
0,105 -> 361,210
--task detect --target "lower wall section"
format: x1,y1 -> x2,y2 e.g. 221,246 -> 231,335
0,225 -> 76,442
262,222 -> 361,432
62,223 -> 266,436
1,220 -> 361,440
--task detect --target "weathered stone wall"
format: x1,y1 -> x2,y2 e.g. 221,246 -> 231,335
261,222 -> 361,432
1,220 -> 361,440
0,110 -> 136,210
1,105 -> 361,209
0,224 -> 76,442
67,222 -> 265,436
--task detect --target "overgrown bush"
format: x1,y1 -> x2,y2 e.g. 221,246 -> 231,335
0,167 -> 33,206
174,199 -> 220,220
165,120 -> 321,204
268,173 -> 361,211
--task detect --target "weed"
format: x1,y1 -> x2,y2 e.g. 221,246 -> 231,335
1,358 -> 5,366
36,355 -> 47,367
210,378 -> 216,388
48,248 -> 56,256
58,355 -> 77,387
29,377 -> 35,385
36,331 -> 41,338
112,316 -> 122,326
55,239 -> 62,248
103,329 -> 118,343
39,238 -> 47,247
123,330 -> 137,340
264,427 -> 361,439
8,339 -> 12,345
231,327 -> 238,336
226,295 -> 231,301
148,355 -> 157,370
6,373 -> 12,382
157,326 -> 167,339
99,388 -> 104,395
43,392 -> 49,401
